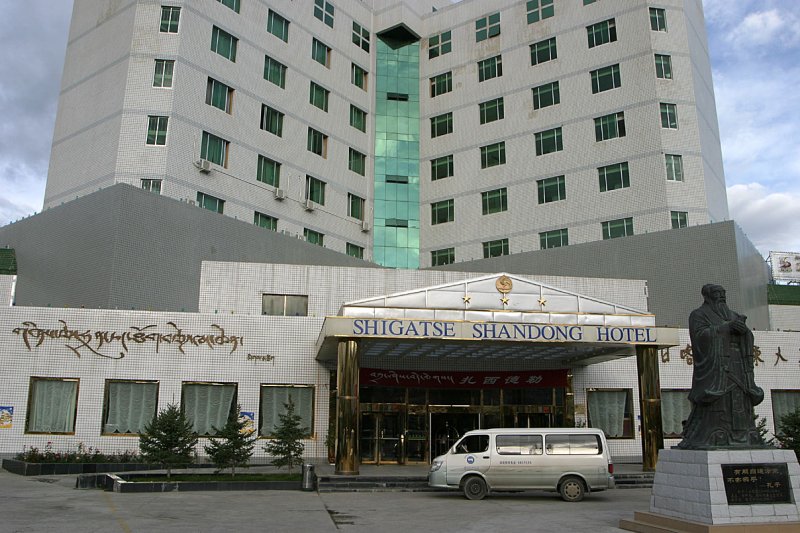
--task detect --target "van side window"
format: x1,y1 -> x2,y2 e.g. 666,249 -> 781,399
545,434 -> 601,455
496,434 -> 543,455
454,434 -> 489,454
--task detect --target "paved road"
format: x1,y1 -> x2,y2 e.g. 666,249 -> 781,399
0,469 -> 650,533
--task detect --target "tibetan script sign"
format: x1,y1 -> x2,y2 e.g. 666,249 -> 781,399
721,463 -> 791,505
360,368 -> 568,389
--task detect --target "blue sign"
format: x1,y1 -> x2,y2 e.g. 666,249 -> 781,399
466,455 -> 475,464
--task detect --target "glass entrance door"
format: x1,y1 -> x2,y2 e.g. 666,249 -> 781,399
360,413 -> 401,465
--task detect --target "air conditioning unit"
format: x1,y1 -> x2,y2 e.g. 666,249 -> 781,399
361,220 -> 371,232
194,159 -> 212,173
274,188 -> 286,200
304,199 -> 315,211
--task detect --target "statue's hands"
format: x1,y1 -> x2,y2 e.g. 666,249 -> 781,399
730,318 -> 749,334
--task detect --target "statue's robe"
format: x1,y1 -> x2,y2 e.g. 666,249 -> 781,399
677,303 -> 764,449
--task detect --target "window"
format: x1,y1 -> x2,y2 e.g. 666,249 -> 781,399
661,389 -> 691,438
479,97 -> 504,124
305,175 -> 326,205
102,380 -> 158,435
430,113 -> 453,138
665,154 -> 684,181
351,63 -> 368,90
386,175 -> 409,184
476,12 -> 501,42
153,59 -> 174,87
483,238 -> 509,258
540,228 -> 568,249
602,217 -> 634,239
264,55 -> 287,88
201,131 -> 228,166
197,191 -> 225,213
304,228 -> 324,246
480,142 -> 506,168
348,148 -> 366,176
660,102 -> 678,129
429,31 -> 451,59
527,0 -> 554,24
262,294 -> 308,316
545,434 -> 601,455
309,82 -> 329,111
257,155 -> 280,187
146,116 -> 168,145
307,128 -> 328,157
312,38 -> 331,67
671,211 -> 688,229
482,188 -> 507,215
314,0 -> 334,27
538,175 -> 566,204
352,21 -> 370,52
346,243 -> 364,259
772,391 -> 800,435
141,179 -> 161,194
348,193 -> 365,220
217,0 -> 239,13
385,218 -> 408,228
261,105 -> 284,136
530,37 -> 557,66
584,0 -> 599,4
350,105 -> 367,132
595,112 -> 626,141
211,26 -> 237,62
267,10 -> 289,42
160,6 -> 180,33
431,155 -> 453,180
587,18 -> 616,48
650,7 -> 667,31
497,434 -> 543,455
387,92 -> 408,101
430,72 -> 452,97
431,199 -> 454,225
254,211 -> 278,231
431,248 -> 455,266
591,64 -> 621,93
598,162 -> 630,192
532,81 -> 560,110
25,377 -> 79,433
454,434 -> 490,454
587,389 -> 634,438
655,54 -> 672,79
260,385 -> 314,438
182,382 -> 237,436
535,127 -> 563,155
478,55 -> 502,82
206,78 -> 233,113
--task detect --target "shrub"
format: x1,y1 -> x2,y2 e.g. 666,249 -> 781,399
264,397 -> 308,472
775,407 -> 800,460
16,442 -> 141,464
204,405 -> 257,477
139,403 -> 198,478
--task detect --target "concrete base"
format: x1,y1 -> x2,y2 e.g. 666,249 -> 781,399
620,510 -> 800,532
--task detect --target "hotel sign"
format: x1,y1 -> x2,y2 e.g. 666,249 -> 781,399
361,367 -> 568,389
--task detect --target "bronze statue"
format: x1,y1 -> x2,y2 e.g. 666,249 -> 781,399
677,284 -> 766,449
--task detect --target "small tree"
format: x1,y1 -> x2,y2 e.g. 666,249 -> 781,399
755,415 -> 775,447
139,403 -> 198,479
775,408 -> 800,460
264,397 -> 308,472
204,405 -> 257,477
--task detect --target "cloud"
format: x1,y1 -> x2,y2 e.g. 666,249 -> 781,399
728,183 -> 800,255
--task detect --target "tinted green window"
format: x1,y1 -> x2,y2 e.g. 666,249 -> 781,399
346,243 -> 364,259
532,81 -> 560,109
348,193 -> 365,220
527,0 -> 554,24
537,176 -> 565,203
655,54 -> 672,79
267,10 -> 289,42
587,19 -> 616,48
349,148 -> 366,176
431,199 -> 454,224
350,105 -> 367,132
660,103 -> 678,129
431,248 -> 454,266
479,97 -> 504,124
591,64 -> 621,93
304,228 -> 324,246
428,31 -> 452,58
595,112 -> 626,141
602,218 -> 633,239
530,38 -> 557,65
211,26 -> 237,62
309,82 -> 329,111
430,72 -> 452,97
307,128 -> 327,157
482,188 -> 507,215
206,78 -> 232,112
598,162 -> 630,192
261,105 -> 283,136
312,38 -> 330,66
480,142 -> 506,168
153,59 -> 174,87
352,21 -> 370,52
535,127 -> 562,155
314,0 -> 334,27
431,155 -> 453,180
201,131 -> 227,166
665,154 -> 683,181
671,211 -> 688,229
476,12 -> 500,42
197,192 -> 224,214
483,238 -> 509,258
257,155 -> 280,187
431,113 -> 453,137
141,179 -> 161,193
305,175 -> 326,205
254,212 -> 277,230
540,228 -> 568,249
351,63 -> 367,90
217,0 -> 239,13
146,116 -> 168,145
478,56 -> 502,82
650,8 -> 667,31
160,6 -> 180,33
264,56 -> 287,88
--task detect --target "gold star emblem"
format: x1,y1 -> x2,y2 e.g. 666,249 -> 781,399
500,296 -> 509,305
538,297 -> 547,307
462,295 -> 471,304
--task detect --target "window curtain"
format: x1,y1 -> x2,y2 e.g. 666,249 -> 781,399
772,391 -> 800,434
661,390 -> 691,436
588,390 -> 627,438
260,387 -> 313,437
104,382 -> 158,434
285,296 -> 308,316
183,384 -> 236,436
28,379 -> 78,433
201,133 -> 224,165
210,81 -> 227,110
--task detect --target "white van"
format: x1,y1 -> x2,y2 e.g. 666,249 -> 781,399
427,428 -> 614,502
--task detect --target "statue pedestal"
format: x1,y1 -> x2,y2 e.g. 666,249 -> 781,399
620,448 -> 800,532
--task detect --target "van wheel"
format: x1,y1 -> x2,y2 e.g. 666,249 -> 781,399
463,476 -> 487,500
559,476 -> 585,502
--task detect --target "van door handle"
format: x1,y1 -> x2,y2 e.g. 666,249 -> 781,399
482,456 -> 490,459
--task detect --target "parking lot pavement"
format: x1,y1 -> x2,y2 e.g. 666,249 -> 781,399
0,469 -> 650,533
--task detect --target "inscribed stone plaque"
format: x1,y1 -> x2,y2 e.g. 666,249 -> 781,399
721,463 -> 791,504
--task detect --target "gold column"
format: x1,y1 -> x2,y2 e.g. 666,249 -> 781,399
335,339 -> 360,475
636,345 -> 664,472
564,371 -> 575,428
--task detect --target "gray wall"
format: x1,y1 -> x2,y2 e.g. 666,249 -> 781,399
0,184 -> 377,312
434,221 -> 769,329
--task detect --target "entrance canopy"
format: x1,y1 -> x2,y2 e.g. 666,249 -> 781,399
315,273 -> 679,366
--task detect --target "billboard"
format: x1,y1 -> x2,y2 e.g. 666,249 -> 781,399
770,252 -> 800,281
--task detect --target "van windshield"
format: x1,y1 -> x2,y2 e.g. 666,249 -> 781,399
453,434 -> 489,454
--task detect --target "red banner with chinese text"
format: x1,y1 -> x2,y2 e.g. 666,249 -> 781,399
360,368 -> 568,389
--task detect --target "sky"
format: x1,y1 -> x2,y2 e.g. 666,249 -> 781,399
0,0 -> 798,257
